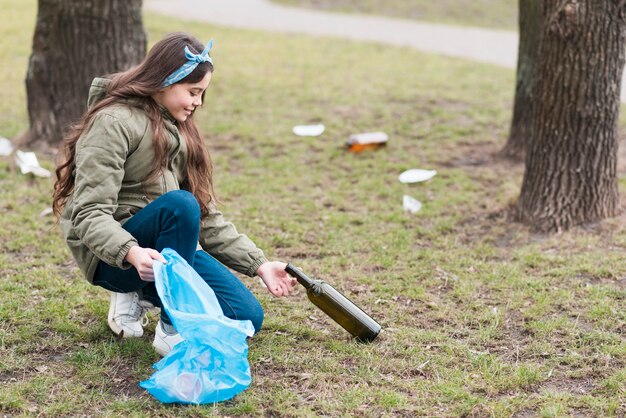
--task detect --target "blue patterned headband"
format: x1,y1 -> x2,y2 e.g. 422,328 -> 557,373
162,39 -> 213,87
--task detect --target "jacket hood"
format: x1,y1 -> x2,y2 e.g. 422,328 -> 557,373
87,77 -> 110,109
86,77 -> 177,124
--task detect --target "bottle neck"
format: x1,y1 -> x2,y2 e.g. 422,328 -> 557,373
285,263 -> 316,289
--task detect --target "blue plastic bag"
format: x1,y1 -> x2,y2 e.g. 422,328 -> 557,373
139,248 -> 255,404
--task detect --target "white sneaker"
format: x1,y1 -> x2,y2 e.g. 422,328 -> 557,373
107,291 -> 151,338
152,320 -> 184,356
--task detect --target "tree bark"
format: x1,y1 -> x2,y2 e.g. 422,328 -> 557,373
516,0 -> 626,232
21,0 -> 146,151
500,0 -> 543,161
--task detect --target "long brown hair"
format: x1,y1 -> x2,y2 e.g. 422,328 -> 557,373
52,32 -> 215,217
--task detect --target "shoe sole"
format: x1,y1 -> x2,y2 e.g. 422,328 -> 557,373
152,339 -> 184,356
152,344 -> 169,357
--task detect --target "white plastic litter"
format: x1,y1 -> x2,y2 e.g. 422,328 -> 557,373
347,131 -> 388,145
15,150 -> 52,178
292,124 -> 325,137
0,137 -> 13,156
398,169 -> 437,184
403,195 -> 422,213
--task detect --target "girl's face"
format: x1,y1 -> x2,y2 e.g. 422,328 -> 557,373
153,71 -> 212,123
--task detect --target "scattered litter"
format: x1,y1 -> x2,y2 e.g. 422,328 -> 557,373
292,124 -> 325,137
15,150 -> 51,178
0,137 -> 13,156
403,195 -> 422,213
39,207 -> 54,217
346,131 -> 388,152
398,169 -> 437,184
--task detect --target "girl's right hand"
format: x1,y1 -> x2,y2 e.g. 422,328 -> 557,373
125,245 -> 167,282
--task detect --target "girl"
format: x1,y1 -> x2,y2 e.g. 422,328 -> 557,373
52,32 -> 296,356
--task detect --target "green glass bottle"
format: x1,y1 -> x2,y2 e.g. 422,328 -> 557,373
285,264 -> 381,342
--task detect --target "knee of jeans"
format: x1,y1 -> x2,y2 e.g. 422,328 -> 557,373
248,303 -> 264,334
163,190 -> 200,221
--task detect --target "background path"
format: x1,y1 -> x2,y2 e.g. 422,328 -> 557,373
144,0 -> 626,102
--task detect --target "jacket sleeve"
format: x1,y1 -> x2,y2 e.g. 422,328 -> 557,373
70,112 -> 138,269
199,205 -> 268,277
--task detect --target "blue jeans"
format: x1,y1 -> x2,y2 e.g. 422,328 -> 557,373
93,190 -> 264,333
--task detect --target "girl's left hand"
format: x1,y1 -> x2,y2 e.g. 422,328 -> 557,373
256,261 -> 297,297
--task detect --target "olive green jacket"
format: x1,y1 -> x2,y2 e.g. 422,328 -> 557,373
60,78 -> 267,284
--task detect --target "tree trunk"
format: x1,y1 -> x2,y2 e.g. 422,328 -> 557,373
21,0 -> 146,152
500,0 -> 543,161
516,0 -> 626,232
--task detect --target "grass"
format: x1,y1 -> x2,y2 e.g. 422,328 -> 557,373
1,0 -> 625,416
269,0 -> 518,30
